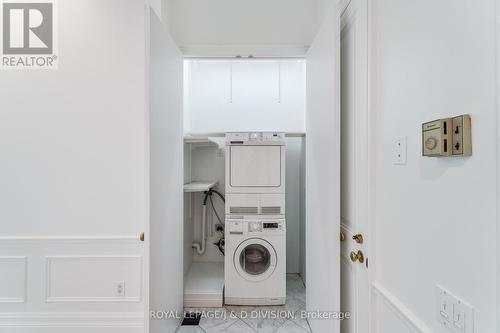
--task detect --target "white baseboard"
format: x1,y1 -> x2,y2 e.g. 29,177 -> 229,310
372,282 -> 433,333
0,328 -> 143,333
0,312 -> 143,327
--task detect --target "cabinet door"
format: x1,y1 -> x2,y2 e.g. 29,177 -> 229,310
232,61 -> 279,107
188,60 -> 232,133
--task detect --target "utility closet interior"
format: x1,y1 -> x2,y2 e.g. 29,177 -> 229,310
182,59 -> 306,307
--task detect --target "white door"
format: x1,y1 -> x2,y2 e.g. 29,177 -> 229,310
148,8 -> 184,333
305,4 -> 341,333
340,0 -> 370,332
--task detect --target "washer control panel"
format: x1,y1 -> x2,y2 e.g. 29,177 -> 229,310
227,220 -> 286,235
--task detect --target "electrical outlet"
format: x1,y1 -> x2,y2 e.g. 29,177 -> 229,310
116,281 -> 125,297
452,115 -> 472,156
436,285 -> 474,333
453,299 -> 473,333
437,286 -> 453,329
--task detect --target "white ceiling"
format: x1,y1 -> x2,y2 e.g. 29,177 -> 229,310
165,0 -> 333,56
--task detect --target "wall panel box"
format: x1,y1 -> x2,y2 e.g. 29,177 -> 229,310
452,114 -> 472,156
422,118 -> 452,157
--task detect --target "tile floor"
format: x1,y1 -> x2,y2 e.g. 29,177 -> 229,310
177,274 -> 310,333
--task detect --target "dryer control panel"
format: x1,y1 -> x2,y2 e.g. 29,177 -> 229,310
226,131 -> 285,146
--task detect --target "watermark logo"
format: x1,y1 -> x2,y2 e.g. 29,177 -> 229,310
1,0 -> 57,69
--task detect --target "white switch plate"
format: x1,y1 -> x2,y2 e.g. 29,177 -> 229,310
393,136 -> 407,165
436,285 -> 474,333
436,286 -> 454,330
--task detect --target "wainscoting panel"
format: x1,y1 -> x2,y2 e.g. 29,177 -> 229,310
0,237 -> 145,331
0,256 -> 27,303
372,282 -> 433,333
45,255 -> 142,302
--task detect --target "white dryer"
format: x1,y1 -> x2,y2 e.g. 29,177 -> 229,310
224,219 -> 286,305
225,131 -> 286,195
225,131 -> 286,218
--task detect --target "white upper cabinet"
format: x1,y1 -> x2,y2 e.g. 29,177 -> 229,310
184,59 -> 306,134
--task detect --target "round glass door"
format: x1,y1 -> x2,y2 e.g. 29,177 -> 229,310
234,238 -> 277,282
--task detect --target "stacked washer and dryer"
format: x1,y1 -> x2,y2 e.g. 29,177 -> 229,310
224,131 -> 286,305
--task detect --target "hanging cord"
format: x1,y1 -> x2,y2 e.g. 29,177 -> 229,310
204,189 -> 225,225
203,188 -> 226,256
210,196 -> 223,225
209,189 -> 225,203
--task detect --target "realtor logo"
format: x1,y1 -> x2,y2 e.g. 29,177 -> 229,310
1,0 -> 57,69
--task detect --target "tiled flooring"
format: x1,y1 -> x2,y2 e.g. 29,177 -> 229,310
177,274 -> 310,333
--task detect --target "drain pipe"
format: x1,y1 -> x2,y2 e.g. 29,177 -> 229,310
192,192 -> 209,255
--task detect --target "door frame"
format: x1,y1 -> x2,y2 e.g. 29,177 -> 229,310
496,0 -> 500,331
338,0 -> 378,331
366,0 -> 377,330
144,5 -> 151,332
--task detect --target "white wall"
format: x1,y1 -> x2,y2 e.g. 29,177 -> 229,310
184,59 -> 306,134
371,0 -> 498,332
305,3 -> 340,332
0,1 -> 147,237
149,6 -> 184,333
0,1 -> 149,331
165,0 -> 325,56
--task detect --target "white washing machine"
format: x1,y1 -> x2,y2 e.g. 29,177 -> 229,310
224,219 -> 286,305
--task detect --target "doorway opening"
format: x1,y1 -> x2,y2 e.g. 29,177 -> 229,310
180,58 -> 309,332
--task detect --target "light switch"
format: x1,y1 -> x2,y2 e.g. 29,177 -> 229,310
437,286 -> 453,328
393,137 -> 407,165
422,118 -> 452,157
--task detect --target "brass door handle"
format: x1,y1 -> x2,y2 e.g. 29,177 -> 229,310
349,250 -> 364,263
340,231 -> 346,242
140,232 -> 145,242
352,234 -> 364,244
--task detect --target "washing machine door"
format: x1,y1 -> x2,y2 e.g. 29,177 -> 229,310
234,238 -> 277,282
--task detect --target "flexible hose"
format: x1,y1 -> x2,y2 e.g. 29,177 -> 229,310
192,189 -> 225,255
